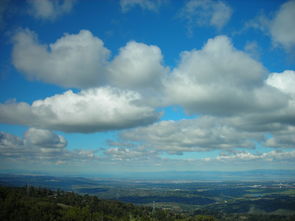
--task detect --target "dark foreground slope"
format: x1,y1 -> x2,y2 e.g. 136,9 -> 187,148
1,185 -> 295,221
0,185 -> 214,221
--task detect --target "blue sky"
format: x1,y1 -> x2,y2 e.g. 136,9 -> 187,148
1,0 -> 295,175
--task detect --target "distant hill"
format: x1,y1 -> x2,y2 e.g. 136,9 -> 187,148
91,169 -> 295,181
2,169 -> 295,181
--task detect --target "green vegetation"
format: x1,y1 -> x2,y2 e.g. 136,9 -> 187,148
1,175 -> 295,221
0,185 -> 216,221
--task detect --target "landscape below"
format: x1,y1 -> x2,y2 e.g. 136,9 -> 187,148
1,172 -> 295,221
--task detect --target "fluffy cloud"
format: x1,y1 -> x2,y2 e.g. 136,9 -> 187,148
12,29 -> 110,88
246,0 -> 295,51
0,87 -> 160,133
214,150 -> 295,162
108,41 -> 167,90
264,126 -> 295,148
0,131 -> 24,147
0,130 -> 98,164
104,146 -> 158,161
12,29 -> 167,90
27,0 -> 76,21
269,0 -> 295,50
164,35 -> 288,116
179,0 -> 232,33
266,70 -> 295,96
120,0 -> 165,12
120,116 -> 263,154
24,128 -> 67,149
0,129 -> 66,158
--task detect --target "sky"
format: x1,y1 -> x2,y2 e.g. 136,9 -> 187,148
0,0 -> 295,176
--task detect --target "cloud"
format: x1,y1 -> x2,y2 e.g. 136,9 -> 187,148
0,131 -> 24,147
0,129 -> 66,158
12,29 -> 167,91
264,126 -> 295,148
179,0 -> 232,34
164,35 -> 288,116
24,128 -> 67,149
0,130 -> 97,164
104,146 -> 158,161
108,41 -> 168,90
120,0 -> 165,12
266,70 -> 295,96
120,116 -> 263,154
27,0 -> 76,21
244,41 -> 260,59
214,150 -> 295,162
245,0 -> 295,51
0,87 -> 160,133
12,29 -> 110,88
269,0 -> 295,50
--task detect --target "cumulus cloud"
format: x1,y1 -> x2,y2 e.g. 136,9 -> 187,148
104,146 -> 158,161
0,129 -> 66,158
120,0 -> 165,12
0,87 -> 160,133
12,29 -> 110,88
108,41 -> 168,90
264,126 -> 295,148
0,130 -> 98,164
214,150 -> 295,162
179,0 -> 232,34
0,131 -> 24,147
270,0 -> 295,50
27,0 -> 76,21
24,128 -> 67,149
12,29 -> 167,90
246,0 -> 295,51
164,35 -> 289,116
266,70 -> 295,96
120,116 -> 264,154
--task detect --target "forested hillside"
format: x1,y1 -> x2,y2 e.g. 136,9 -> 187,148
1,185 -> 294,221
0,185 -> 214,221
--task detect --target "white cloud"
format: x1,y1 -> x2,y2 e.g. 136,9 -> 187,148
104,146 -> 158,161
264,126 -> 295,148
266,70 -> 295,96
120,0 -> 165,12
0,131 -> 24,147
245,0 -> 295,51
12,29 -> 167,91
24,128 -> 67,149
108,41 -> 168,90
12,29 -> 110,88
216,151 -> 262,161
0,130 -> 98,164
164,35 -> 288,116
179,0 -> 232,33
27,0 -> 76,21
214,150 -> 295,162
244,41 -> 260,59
120,116 -> 263,154
270,0 -> 295,50
0,129 -> 66,157
0,87 -> 160,133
